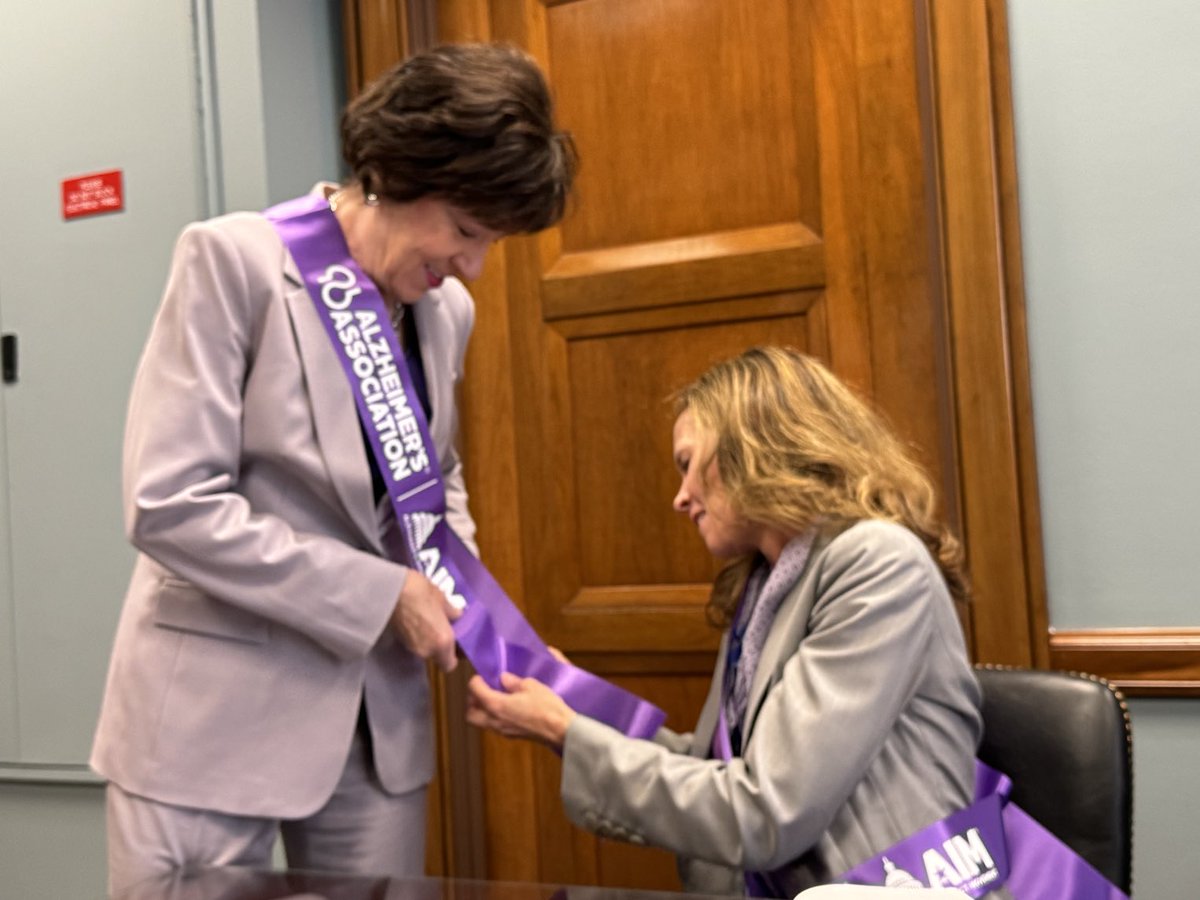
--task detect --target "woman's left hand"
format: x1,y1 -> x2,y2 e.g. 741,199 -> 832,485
466,672 -> 576,749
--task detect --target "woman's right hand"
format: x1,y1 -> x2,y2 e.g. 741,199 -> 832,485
466,672 -> 576,749
390,569 -> 461,672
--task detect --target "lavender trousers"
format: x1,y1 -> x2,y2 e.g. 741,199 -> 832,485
105,728 -> 426,896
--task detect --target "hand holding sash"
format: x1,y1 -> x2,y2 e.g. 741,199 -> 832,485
466,671 -> 576,748
391,568 -> 462,672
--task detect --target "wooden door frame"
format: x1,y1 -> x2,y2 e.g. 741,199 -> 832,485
919,0 -> 1047,669
342,0 -> 438,96
341,0 -> 491,879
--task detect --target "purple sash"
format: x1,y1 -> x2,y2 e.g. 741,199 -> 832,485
266,193 -> 666,740
839,760 -> 1130,899
716,698 -> 1126,898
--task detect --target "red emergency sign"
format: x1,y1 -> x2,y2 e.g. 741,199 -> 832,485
62,169 -> 124,220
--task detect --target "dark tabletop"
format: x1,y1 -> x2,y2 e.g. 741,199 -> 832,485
112,870 -> 744,900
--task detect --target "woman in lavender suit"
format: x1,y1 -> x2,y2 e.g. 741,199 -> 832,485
91,43 -> 575,895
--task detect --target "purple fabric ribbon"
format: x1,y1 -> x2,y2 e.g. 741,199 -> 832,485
266,193 -> 666,740
839,760 -> 1129,899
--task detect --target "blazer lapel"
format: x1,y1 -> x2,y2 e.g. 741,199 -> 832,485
741,530 -> 834,745
284,272 -> 380,550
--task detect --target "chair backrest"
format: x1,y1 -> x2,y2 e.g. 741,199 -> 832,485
973,664 -> 1133,894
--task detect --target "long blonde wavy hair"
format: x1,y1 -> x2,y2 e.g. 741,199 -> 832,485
673,346 -> 969,626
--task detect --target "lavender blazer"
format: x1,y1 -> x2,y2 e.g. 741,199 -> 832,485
90,192 -> 477,818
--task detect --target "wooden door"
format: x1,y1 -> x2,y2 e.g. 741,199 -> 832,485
348,0 -> 1046,888
447,0 -> 947,888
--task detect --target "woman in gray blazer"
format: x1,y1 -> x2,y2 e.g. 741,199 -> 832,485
91,44 -> 575,895
468,347 -> 983,898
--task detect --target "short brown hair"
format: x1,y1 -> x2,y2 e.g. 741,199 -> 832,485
341,43 -> 577,234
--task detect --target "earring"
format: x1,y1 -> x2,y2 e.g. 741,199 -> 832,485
364,192 -> 380,207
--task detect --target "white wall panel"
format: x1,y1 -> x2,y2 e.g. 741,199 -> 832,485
1010,2 -> 1200,896
1010,0 -> 1200,628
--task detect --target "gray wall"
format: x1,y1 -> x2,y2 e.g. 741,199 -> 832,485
1009,0 -> 1200,897
0,1 -> 343,896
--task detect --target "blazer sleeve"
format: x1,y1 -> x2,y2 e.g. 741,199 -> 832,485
123,217 -> 402,661
559,524 -> 947,872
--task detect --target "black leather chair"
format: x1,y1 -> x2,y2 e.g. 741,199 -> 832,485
974,664 -> 1133,894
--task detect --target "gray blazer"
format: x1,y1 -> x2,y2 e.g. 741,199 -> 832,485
561,520 -> 982,896
90,193 -> 477,818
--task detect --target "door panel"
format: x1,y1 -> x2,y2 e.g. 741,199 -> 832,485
568,297 -> 821,591
544,0 -> 819,246
539,295 -> 826,650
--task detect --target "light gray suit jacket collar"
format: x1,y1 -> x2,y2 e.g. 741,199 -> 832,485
690,525 -> 843,758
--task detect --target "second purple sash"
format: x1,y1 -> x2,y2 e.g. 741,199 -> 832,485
839,760 -> 1130,899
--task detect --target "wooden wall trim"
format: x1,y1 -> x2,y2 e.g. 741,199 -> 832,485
429,666 -> 488,875
983,0 -> 1052,669
924,0 -> 1046,668
1048,628 -> 1200,697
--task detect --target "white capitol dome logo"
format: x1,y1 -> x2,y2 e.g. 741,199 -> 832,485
882,856 -> 926,889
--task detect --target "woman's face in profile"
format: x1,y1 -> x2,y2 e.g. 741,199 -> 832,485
362,196 -> 504,304
671,410 -> 762,559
